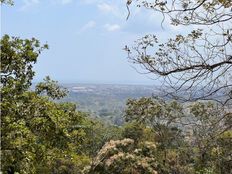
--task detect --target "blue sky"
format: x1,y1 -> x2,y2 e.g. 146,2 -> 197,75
1,0 -> 182,84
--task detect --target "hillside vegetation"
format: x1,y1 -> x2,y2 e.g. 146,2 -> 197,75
1,0 -> 231,173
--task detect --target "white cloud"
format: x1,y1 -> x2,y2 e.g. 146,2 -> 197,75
20,0 -> 39,11
79,20 -> 96,33
104,24 -> 121,32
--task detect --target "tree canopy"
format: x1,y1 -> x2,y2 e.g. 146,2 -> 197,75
1,1 -> 231,173
0,34 -> 92,173
126,0 -> 232,105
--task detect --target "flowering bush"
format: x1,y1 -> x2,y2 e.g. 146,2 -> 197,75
84,138 -> 158,174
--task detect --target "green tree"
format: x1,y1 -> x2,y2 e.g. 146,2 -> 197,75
189,102 -> 232,173
122,121 -> 149,144
126,0 -> 232,105
125,97 -> 184,149
1,35 -> 90,173
123,97 -> 231,173
213,130 -> 232,173
124,97 -> 192,173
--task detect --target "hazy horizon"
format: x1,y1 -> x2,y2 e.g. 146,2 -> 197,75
32,80 -> 160,86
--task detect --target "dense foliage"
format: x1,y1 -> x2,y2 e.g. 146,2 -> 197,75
1,0 -> 231,173
85,139 -> 158,174
0,35 -> 119,173
123,98 -> 232,174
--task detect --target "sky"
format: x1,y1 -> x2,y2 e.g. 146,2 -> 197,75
1,0 -> 183,85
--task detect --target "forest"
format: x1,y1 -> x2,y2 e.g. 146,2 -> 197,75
1,0 -> 232,173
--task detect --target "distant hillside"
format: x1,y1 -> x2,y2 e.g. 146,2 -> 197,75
60,84 -> 159,125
